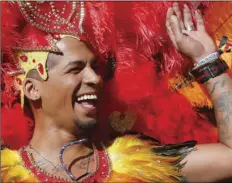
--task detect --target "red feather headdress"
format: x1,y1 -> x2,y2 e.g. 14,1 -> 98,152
1,1 -> 88,149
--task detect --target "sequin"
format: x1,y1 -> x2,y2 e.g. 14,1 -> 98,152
38,63 -> 44,75
19,143 -> 111,183
20,55 -> 28,62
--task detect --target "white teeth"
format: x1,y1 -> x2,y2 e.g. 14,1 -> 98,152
77,94 -> 98,102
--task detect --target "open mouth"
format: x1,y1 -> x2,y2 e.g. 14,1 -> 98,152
76,93 -> 98,111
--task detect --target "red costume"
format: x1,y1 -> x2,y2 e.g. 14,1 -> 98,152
1,1 -> 232,182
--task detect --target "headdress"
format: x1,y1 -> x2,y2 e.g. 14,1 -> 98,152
2,1 -> 86,106
1,1 -> 87,148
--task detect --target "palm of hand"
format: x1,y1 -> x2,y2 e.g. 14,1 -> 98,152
178,31 -> 215,62
166,3 -> 216,63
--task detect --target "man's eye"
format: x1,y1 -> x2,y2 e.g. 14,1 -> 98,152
67,67 -> 82,73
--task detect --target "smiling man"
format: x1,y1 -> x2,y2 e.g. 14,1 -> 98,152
1,1 -> 232,183
31,37 -> 102,133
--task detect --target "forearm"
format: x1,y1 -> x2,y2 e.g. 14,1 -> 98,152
180,72 -> 232,182
204,72 -> 232,147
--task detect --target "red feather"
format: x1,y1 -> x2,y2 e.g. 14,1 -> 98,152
1,104 -> 34,149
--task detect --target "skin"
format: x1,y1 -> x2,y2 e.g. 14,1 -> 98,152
166,3 -> 232,182
23,37 -> 102,180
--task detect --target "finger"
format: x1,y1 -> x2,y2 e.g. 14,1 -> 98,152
170,15 -> 183,42
195,10 -> 205,32
172,2 -> 185,30
183,4 -> 195,30
166,7 -> 174,20
166,8 -> 178,48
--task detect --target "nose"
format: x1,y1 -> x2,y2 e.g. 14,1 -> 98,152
82,67 -> 102,88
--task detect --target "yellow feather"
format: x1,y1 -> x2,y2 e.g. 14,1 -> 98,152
107,135 -> 183,182
1,149 -> 39,183
168,75 -> 213,108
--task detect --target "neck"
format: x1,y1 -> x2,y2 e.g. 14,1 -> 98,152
30,114 -> 92,164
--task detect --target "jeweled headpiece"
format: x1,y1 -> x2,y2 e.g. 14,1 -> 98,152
2,1 -> 85,106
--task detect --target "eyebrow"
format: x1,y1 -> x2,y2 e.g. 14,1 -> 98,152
63,60 -> 86,70
63,57 -> 97,70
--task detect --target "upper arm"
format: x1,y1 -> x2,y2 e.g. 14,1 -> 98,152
181,143 -> 232,182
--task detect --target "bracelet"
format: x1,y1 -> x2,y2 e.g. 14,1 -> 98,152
193,36 -> 232,70
190,59 -> 229,84
193,51 -> 220,70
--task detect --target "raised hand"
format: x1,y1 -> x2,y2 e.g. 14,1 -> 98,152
166,2 -> 216,63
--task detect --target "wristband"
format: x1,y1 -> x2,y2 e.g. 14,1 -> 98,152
193,51 -> 220,70
193,36 -> 232,70
190,59 -> 229,84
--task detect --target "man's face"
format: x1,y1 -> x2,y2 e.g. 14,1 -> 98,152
39,37 -> 103,133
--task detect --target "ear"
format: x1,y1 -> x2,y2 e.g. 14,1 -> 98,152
23,78 -> 41,101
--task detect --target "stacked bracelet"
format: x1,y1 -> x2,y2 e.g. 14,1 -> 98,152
186,36 -> 231,84
190,59 -> 229,84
